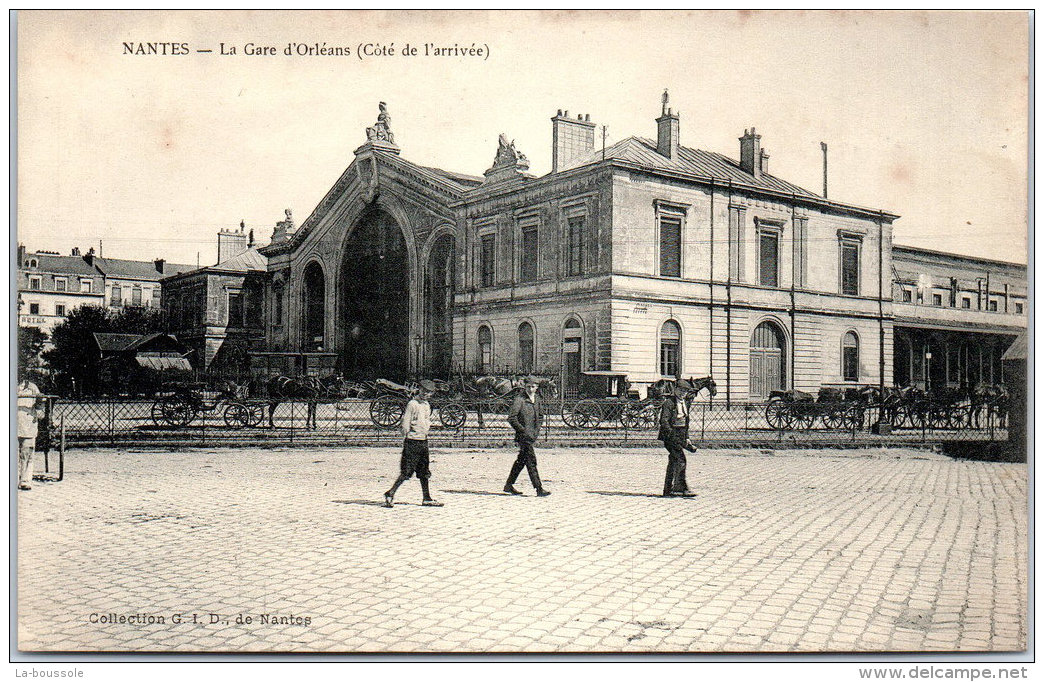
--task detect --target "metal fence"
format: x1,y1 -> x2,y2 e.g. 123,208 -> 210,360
51,397 -> 1008,449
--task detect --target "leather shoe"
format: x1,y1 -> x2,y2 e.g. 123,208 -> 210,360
674,490 -> 696,497
536,489 -> 551,497
382,492 -> 394,508
504,485 -> 523,495
422,499 -> 444,507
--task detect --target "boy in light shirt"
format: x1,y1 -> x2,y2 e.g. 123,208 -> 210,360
383,380 -> 444,508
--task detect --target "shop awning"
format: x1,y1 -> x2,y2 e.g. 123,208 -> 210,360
135,355 -> 192,371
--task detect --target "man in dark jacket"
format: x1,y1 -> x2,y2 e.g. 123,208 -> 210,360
657,379 -> 697,497
504,377 -> 550,497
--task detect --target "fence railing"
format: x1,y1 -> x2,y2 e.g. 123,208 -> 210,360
51,396 -> 1008,448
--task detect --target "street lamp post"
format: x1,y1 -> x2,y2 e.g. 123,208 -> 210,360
924,350 -> 932,393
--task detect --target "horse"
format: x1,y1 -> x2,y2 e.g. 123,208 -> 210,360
264,374 -> 349,429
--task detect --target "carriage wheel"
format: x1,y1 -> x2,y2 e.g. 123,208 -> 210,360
844,406 -> 866,430
792,408 -> 816,431
822,409 -> 846,430
569,400 -> 603,429
764,401 -> 792,431
491,398 -> 512,415
620,403 -> 644,430
223,403 -> 251,429
439,402 -> 467,429
370,396 -> 406,428
153,396 -> 195,427
248,404 -> 267,427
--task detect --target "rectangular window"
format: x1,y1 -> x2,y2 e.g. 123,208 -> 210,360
152,287 -> 162,306
759,232 -> 779,287
1016,302 -> 1024,314
840,242 -> 859,296
80,279 -> 92,293
228,292 -> 244,327
54,277 -> 66,292
55,303 -> 66,317
902,289 -> 912,303
520,222 -> 538,282
29,303 -> 39,315
29,277 -> 40,291
660,340 -> 679,378
480,233 -> 496,287
961,297 -> 971,309
658,215 -> 682,277
131,286 -> 143,306
567,215 -> 585,276
932,293 -> 943,306
989,299 -> 998,312
110,285 -> 122,306
274,289 -> 284,325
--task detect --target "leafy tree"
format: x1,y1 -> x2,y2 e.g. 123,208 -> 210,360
17,326 -> 49,384
42,305 -> 168,397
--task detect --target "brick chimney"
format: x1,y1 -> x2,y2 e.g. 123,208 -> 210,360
551,109 -> 596,172
83,247 -> 95,266
217,220 -> 249,264
656,89 -> 680,159
70,247 -> 80,257
155,259 -> 166,274
739,128 -> 765,179
17,244 -> 25,267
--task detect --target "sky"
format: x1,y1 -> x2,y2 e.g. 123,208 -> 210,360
16,10 -> 1029,266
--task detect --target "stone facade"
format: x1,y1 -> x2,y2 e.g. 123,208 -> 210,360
259,97 -> 1024,401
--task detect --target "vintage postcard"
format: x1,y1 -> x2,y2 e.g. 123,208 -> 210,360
13,10 -> 1029,661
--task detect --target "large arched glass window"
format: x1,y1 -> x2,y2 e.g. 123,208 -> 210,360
659,320 -> 681,378
478,325 -> 493,374
518,322 -> 535,374
842,331 -> 859,382
303,262 -> 326,351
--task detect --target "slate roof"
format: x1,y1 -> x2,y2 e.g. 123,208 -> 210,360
212,247 -> 266,273
94,332 -> 185,354
92,257 -> 195,281
569,136 -> 823,199
1001,333 -> 1027,362
31,254 -> 101,277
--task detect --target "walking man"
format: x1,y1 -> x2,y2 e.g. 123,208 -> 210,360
657,379 -> 696,497
17,370 -> 42,491
383,379 -> 443,507
504,377 -> 550,497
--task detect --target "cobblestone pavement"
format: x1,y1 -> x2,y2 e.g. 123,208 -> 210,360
16,445 -> 1027,653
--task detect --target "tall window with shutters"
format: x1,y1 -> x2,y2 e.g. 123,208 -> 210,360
567,215 -> 585,276
758,230 -> 780,288
480,233 -> 496,287
840,239 -> 860,296
658,214 -> 682,278
519,220 -> 538,282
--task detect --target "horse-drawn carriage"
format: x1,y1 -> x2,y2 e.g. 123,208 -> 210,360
368,378 -> 468,430
150,381 -> 266,429
561,373 -> 717,430
763,385 -> 876,431
881,384 -> 1009,431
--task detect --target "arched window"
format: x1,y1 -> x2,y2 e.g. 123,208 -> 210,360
562,318 -> 583,399
659,320 -> 681,378
518,322 -> 535,374
842,331 -> 859,382
478,325 -> 493,374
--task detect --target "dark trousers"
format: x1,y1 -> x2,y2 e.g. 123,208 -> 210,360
506,441 -> 543,491
663,440 -> 689,495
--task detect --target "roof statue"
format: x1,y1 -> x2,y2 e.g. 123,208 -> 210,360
493,133 -> 530,171
365,101 -> 396,144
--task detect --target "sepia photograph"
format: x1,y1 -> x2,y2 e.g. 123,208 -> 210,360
12,10 -> 1029,663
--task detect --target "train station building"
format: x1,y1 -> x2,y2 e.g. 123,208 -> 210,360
255,96 -> 1026,402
